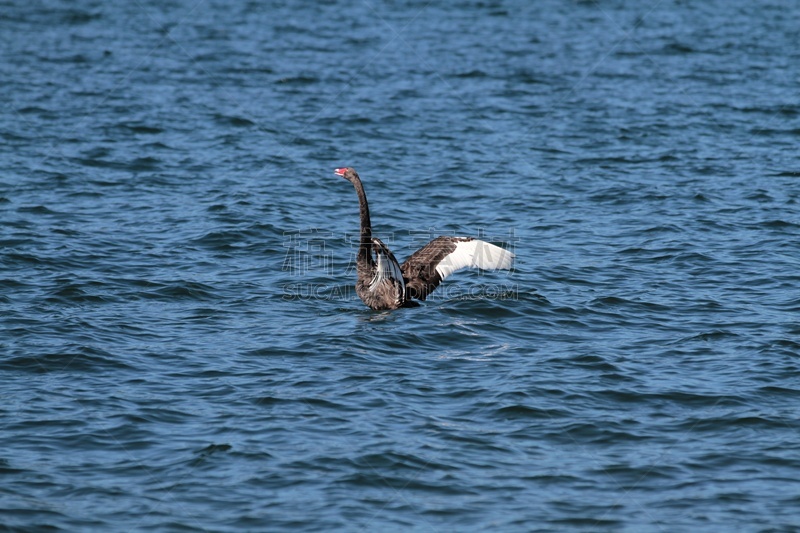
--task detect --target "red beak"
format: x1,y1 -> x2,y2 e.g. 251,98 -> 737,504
334,168 -> 346,176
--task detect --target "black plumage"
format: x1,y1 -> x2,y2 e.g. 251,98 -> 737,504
335,167 -> 514,310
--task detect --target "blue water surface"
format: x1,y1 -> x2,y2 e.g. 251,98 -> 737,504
2,1 -> 800,531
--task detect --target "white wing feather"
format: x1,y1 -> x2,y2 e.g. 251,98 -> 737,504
434,240 -> 515,280
370,248 -> 406,292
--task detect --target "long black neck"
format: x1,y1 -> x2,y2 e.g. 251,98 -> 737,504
350,173 -> 373,266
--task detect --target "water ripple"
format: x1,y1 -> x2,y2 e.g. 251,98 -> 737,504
2,0 -> 799,531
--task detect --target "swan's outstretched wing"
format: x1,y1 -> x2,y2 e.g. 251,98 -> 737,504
357,237 -> 406,310
370,238 -> 405,292
400,236 -> 514,301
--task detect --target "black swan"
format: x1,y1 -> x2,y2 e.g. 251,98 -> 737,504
335,167 -> 515,310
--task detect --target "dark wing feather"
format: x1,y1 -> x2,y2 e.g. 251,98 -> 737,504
358,237 -> 406,310
400,236 -> 471,301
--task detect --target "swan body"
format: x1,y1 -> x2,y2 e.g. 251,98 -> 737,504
335,167 -> 515,310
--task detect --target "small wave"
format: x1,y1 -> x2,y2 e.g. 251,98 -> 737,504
494,404 -> 572,420
190,443 -> 233,467
1,345 -> 132,373
115,122 -> 163,135
452,69 -> 488,79
190,229 -> 251,250
139,281 -> 219,301
17,205 -> 58,215
750,127 -> 800,136
129,156 -> 162,171
673,414 -> 791,433
214,114 -> 256,128
45,282 -> 117,304
275,75 -> 320,85
771,170 -> 800,177
660,42 -> 697,55
675,329 -> 740,343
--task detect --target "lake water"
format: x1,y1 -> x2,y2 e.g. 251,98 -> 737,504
2,0 -> 800,531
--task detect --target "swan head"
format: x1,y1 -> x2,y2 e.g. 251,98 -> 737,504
334,167 -> 359,183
